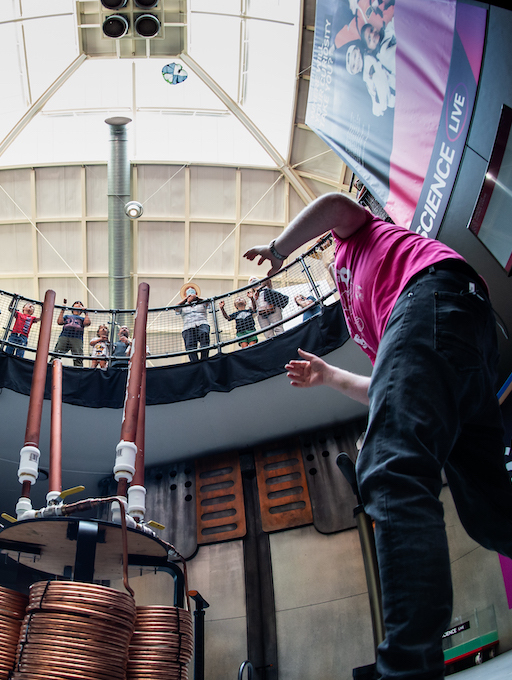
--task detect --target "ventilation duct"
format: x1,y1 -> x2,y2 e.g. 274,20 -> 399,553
105,117 -> 133,312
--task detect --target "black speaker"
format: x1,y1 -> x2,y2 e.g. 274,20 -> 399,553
101,0 -> 128,9
134,0 -> 159,7
102,14 -> 130,38
134,13 -> 160,38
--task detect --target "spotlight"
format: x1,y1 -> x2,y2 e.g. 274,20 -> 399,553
134,13 -> 161,38
101,0 -> 128,8
134,0 -> 159,7
125,201 -> 144,219
102,14 -> 129,38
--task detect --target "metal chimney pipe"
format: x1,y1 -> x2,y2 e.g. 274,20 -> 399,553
105,116 -> 133,312
48,359 -> 63,502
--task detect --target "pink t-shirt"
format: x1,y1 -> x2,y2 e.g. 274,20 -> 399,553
332,213 -> 466,364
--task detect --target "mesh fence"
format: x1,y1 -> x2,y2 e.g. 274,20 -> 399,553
0,236 -> 337,368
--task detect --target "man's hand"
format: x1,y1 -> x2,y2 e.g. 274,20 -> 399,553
286,347 -> 371,404
285,348 -> 329,388
243,246 -> 283,277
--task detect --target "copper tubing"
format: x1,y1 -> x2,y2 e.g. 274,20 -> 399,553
128,606 -> 193,680
49,359 -> 63,496
13,581 -> 136,680
132,359 -> 146,490
24,289 -> 55,449
0,586 -> 28,680
120,282 -> 149,445
59,495 -> 135,597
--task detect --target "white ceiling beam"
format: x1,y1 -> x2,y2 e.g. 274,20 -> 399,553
179,52 -> 316,206
0,54 -> 87,158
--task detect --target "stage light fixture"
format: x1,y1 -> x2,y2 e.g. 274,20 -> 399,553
101,0 -> 128,8
125,201 -> 144,219
102,14 -> 129,38
134,13 -> 161,38
134,0 -> 159,7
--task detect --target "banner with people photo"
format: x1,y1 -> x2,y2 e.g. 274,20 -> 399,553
306,0 -> 486,231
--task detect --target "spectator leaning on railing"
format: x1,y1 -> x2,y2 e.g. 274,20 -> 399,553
53,300 -> 91,367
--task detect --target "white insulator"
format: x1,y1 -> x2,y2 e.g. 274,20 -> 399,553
18,445 -> 40,485
111,497 -> 126,524
128,485 -> 146,519
46,490 -> 61,504
111,498 -> 137,528
15,497 -> 34,520
113,440 -> 137,482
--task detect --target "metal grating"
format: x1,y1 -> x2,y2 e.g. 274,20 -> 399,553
254,441 -> 313,533
195,452 -> 246,545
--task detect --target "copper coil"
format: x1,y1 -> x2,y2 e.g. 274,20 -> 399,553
28,581 -> 135,620
0,587 -> 28,680
127,606 -> 193,680
13,580 -> 136,680
19,612 -> 134,648
16,651 -> 125,673
127,666 -> 188,680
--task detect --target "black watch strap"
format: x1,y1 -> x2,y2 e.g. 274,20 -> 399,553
269,239 -> 287,261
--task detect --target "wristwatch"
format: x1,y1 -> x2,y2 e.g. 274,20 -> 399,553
269,239 -> 287,261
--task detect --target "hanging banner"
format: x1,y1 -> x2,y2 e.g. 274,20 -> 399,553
306,0 -> 486,230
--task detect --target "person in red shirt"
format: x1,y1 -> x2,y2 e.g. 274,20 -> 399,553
5,302 -> 40,358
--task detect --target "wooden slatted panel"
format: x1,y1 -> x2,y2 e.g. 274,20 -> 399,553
254,442 -> 313,532
196,452 -> 246,545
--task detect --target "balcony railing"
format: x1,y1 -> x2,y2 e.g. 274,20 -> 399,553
0,236 -> 337,368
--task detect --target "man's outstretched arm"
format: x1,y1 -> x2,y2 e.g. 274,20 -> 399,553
243,193 -> 368,276
285,348 -> 370,406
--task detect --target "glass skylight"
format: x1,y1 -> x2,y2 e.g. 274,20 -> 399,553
0,0 -> 301,168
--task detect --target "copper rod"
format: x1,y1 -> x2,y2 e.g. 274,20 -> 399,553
132,359 -> 146,489
116,477 -> 128,498
24,289 -> 56,448
120,282 -> 149,444
20,481 -> 31,499
49,359 -> 63,495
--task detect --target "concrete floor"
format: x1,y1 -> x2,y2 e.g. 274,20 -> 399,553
452,649 -> 512,679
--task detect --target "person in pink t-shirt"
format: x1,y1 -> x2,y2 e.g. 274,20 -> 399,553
5,302 -> 40,358
245,192 -> 512,680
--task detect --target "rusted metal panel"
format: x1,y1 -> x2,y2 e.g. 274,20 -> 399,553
196,452 -> 246,545
254,441 -> 313,532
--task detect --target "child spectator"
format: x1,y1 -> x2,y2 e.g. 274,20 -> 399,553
249,277 -> 288,339
90,324 -> 110,370
219,293 -> 258,348
53,299 -> 91,367
111,326 -> 132,369
295,294 -> 321,321
5,301 -> 40,358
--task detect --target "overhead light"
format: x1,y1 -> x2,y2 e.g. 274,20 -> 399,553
102,14 -> 129,38
134,0 -> 159,7
134,13 -> 160,38
125,201 -> 144,219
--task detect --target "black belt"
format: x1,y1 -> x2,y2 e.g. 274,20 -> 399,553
405,258 -> 487,294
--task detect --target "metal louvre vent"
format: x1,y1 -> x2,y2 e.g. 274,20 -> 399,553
195,452 -> 246,545
254,442 -> 313,532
